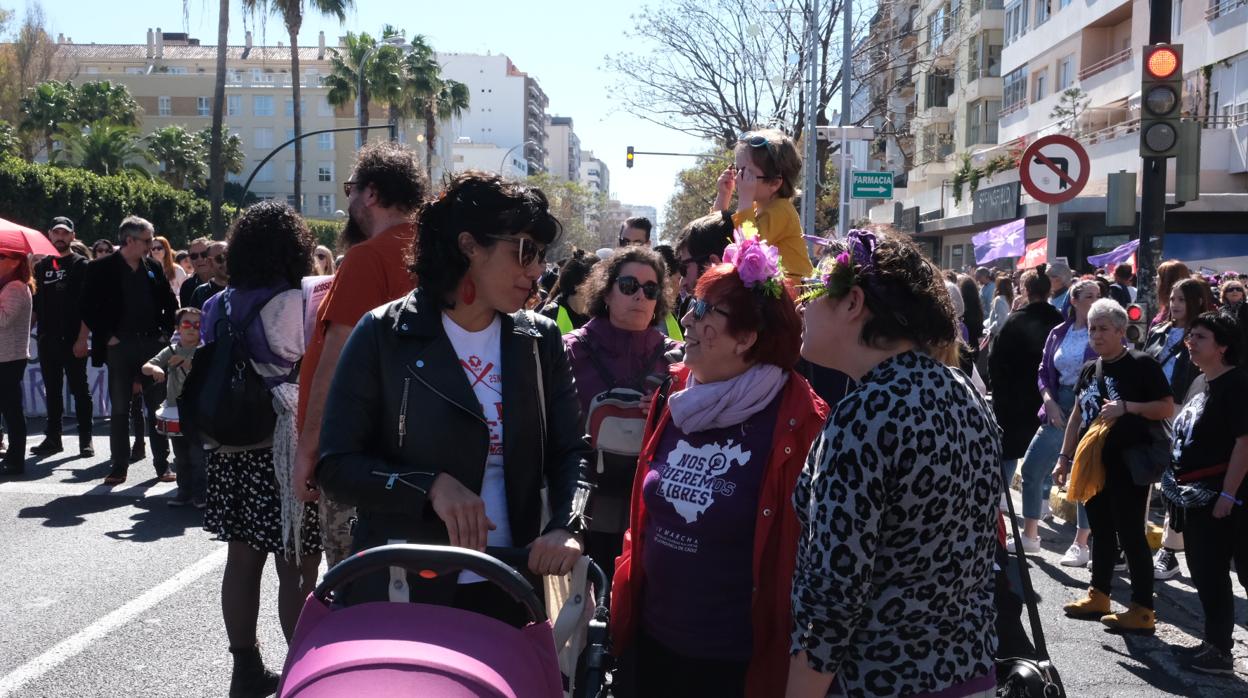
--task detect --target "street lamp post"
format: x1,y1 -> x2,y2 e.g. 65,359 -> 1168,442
499,140 -> 539,177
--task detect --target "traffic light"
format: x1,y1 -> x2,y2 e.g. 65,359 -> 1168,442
626,146 -> 634,168
1126,303 -> 1148,346
1140,44 -> 1183,158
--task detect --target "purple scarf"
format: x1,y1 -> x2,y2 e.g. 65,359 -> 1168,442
667,363 -> 787,433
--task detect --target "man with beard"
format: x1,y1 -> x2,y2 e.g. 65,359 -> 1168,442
188,241 -> 229,309
292,141 -> 427,566
32,217 -> 94,458
178,237 -> 213,308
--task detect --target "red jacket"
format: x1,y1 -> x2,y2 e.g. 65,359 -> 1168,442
610,365 -> 828,697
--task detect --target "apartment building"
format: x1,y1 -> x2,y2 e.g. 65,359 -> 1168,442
436,52 -> 550,175
870,0 -> 1248,271
544,116 -> 582,183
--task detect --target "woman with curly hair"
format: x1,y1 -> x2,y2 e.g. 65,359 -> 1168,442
788,230 -> 1001,697
317,171 -> 591,619
611,234 -> 827,697
563,246 -> 683,581
200,201 -> 321,697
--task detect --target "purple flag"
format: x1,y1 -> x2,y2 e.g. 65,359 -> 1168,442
1087,239 -> 1139,268
973,219 -> 1026,264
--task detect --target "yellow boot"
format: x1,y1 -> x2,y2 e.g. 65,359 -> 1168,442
1063,588 -> 1111,618
1101,604 -> 1156,634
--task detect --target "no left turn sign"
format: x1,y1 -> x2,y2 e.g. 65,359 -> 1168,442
1018,134 -> 1090,205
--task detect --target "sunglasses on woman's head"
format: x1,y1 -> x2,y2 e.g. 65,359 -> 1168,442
486,234 -> 546,268
690,298 -> 730,321
616,275 -> 659,300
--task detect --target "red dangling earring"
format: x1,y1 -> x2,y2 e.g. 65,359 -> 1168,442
462,278 -> 477,305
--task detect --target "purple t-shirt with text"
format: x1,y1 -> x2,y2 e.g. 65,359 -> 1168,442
640,393 -> 780,660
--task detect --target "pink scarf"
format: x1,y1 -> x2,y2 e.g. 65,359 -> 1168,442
667,363 -> 787,433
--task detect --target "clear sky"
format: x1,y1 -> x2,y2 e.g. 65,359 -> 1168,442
23,0 -> 710,239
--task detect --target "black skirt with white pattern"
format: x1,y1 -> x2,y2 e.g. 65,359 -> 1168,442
205,447 -> 323,556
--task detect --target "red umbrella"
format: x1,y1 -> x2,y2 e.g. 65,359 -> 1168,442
0,217 -> 60,256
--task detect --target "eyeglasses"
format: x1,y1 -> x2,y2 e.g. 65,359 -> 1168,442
1224,287 -> 1244,294
617,275 -> 659,300
690,298 -> 730,321
486,235 -> 546,268
188,251 -> 209,260
343,180 -> 358,197
732,165 -> 780,181
210,254 -> 226,265
179,320 -> 201,330
151,245 -> 165,252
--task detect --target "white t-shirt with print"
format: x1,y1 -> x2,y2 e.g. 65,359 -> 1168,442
442,313 -> 513,582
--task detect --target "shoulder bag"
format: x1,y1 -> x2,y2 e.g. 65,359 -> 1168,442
997,493 -> 1066,697
1095,358 -> 1171,486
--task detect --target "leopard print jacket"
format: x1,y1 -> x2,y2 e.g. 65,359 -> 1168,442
791,350 -> 1002,696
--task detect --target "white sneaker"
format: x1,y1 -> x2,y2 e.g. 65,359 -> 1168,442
1040,500 -> 1053,521
1006,534 -> 1041,554
1060,543 -> 1090,567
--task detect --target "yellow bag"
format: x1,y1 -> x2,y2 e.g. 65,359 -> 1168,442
1068,416 -> 1113,503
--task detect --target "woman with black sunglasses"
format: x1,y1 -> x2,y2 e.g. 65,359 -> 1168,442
611,235 -> 827,697
317,171 -> 592,620
563,247 -> 683,582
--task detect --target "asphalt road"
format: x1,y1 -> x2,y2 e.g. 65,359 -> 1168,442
0,419 -> 1246,697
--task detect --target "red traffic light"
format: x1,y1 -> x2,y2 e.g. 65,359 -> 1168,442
1146,46 -> 1179,79
1127,304 -> 1145,322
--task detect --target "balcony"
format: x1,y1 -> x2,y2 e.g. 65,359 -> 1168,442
1206,0 -> 1248,19
1078,47 -> 1131,82
966,122 -> 1000,147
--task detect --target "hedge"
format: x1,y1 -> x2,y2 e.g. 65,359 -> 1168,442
0,156 -> 233,248
0,157 -> 347,252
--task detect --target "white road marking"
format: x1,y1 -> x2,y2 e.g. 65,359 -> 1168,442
0,481 -> 178,497
0,546 -> 228,697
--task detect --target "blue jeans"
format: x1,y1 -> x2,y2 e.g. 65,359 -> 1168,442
1018,385 -> 1089,528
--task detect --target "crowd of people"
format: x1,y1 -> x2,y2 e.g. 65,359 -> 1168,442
0,127 -> 1244,697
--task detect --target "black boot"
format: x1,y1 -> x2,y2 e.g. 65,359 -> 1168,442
228,644 -> 280,698
0,456 -> 23,476
31,436 -> 63,457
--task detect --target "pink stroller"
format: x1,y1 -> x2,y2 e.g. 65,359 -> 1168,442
278,544 -> 609,698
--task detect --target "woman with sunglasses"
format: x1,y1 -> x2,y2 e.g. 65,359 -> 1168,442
1219,279 -> 1244,313
563,247 -> 683,582
713,129 -> 814,280
0,252 -> 32,475
90,239 -> 114,259
788,230 -> 1000,698
317,171 -> 592,618
312,245 -> 336,276
149,235 -> 188,295
612,234 -> 827,697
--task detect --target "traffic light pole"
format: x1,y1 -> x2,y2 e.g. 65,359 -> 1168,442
1138,0 -> 1173,322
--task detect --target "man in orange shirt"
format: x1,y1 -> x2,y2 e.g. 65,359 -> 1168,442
293,141 -> 428,566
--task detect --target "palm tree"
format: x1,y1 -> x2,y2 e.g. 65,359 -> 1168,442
147,125 -> 206,189
325,32 -> 377,132
73,81 -> 141,127
244,1 -> 352,213
400,37 -> 470,179
198,126 -> 245,176
208,0 -> 229,235
57,123 -> 153,177
19,80 -> 77,159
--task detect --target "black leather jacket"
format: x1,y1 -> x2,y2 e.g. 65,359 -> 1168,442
317,288 -> 592,560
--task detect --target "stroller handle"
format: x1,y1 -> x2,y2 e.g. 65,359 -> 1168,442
314,544 -> 547,624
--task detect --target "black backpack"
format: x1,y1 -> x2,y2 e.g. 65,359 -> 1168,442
180,291 -> 277,447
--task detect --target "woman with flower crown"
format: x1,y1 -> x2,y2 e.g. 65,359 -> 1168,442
608,229 -> 828,697
787,229 -> 1002,698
